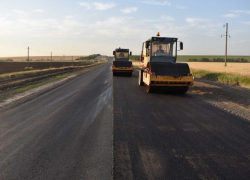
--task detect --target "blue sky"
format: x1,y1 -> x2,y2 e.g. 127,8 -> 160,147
0,0 -> 249,56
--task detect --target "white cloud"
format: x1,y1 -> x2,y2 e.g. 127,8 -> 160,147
186,18 -> 209,24
79,2 -> 117,11
33,9 -> 44,13
0,13 -> 150,40
222,14 -> 238,18
2,11 -> 242,56
79,2 -> 91,9
90,16 -> 153,38
184,18 -> 221,37
142,15 -> 174,22
141,0 -> 171,6
17,18 -> 59,28
142,19 -> 154,22
92,2 -> 116,10
161,15 -> 175,21
176,5 -> 188,9
12,10 -> 28,17
231,10 -> 250,15
65,15 -> 77,19
121,7 -> 138,14
242,21 -> 250,25
153,22 -> 187,37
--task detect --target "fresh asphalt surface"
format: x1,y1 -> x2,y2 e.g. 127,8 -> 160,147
0,59 -> 113,180
113,68 -> 250,179
1,58 -> 250,180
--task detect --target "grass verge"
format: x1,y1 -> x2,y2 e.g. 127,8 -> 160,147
10,62 -> 106,95
11,62 -> 106,95
0,64 -> 96,79
191,69 -> 250,88
12,73 -> 71,94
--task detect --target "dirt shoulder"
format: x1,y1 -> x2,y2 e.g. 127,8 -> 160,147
189,77 -> 250,121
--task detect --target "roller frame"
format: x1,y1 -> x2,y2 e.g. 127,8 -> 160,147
143,72 -> 193,87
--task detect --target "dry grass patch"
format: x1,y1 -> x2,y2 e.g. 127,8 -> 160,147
132,61 -> 141,67
188,62 -> 250,77
189,62 -> 250,88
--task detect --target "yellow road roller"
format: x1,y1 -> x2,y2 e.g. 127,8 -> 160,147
112,48 -> 133,76
138,33 -> 194,93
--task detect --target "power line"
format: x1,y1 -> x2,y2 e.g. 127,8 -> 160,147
27,47 -> 29,67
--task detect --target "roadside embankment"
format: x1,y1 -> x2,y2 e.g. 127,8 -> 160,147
0,61 -> 93,74
0,62 -> 106,91
0,61 -> 107,110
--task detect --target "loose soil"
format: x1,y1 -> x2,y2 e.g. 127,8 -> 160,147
189,77 -> 250,121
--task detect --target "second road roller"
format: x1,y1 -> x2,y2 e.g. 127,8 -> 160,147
138,32 -> 194,93
112,48 -> 133,76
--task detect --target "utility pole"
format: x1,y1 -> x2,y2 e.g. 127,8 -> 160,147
63,55 -> 65,67
27,47 -> 29,67
221,23 -> 231,67
51,52 -> 52,67
72,56 -> 73,66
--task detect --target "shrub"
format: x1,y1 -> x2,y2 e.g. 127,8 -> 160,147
24,67 -> 34,71
188,57 -> 248,63
0,58 -> 13,62
76,54 -> 101,60
130,55 -> 140,61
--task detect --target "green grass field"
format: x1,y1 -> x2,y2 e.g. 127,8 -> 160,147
76,54 -> 100,60
177,55 -> 250,62
129,55 -> 250,62
129,55 -> 140,61
130,55 -> 250,62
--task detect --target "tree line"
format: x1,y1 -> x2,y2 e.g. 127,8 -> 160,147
188,57 -> 249,63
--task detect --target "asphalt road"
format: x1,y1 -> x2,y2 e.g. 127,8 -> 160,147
1,58 -> 250,180
113,70 -> 250,180
0,59 -> 113,180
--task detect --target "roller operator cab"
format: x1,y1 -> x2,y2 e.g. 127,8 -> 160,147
112,48 -> 133,76
139,33 -> 194,93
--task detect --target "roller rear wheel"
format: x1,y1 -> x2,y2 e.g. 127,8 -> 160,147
127,72 -> 132,77
176,86 -> 189,94
138,70 -> 144,86
163,86 -> 189,94
146,85 -> 156,93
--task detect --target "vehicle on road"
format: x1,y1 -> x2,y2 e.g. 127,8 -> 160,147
139,33 -> 194,93
112,48 -> 133,76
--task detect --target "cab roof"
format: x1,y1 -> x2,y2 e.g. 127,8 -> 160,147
147,37 -> 178,42
114,48 -> 129,52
